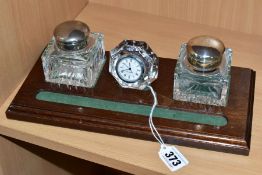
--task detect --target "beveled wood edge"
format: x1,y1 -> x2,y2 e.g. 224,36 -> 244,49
6,103 -> 251,155
245,70 -> 256,150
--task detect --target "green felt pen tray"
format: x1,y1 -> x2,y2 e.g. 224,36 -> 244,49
6,52 -> 255,155
36,91 -> 227,126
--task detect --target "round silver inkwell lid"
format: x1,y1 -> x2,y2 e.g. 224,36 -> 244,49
186,35 -> 225,72
54,20 -> 90,51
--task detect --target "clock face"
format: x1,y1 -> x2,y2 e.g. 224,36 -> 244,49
116,56 -> 144,83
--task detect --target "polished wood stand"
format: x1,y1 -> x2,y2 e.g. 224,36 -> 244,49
6,52 -> 255,155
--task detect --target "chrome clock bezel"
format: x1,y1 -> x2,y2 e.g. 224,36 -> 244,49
115,55 -> 145,83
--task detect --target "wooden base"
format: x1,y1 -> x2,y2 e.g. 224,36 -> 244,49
6,52 -> 255,155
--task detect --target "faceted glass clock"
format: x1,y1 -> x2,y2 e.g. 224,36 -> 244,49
109,40 -> 158,90
173,36 -> 232,106
116,55 -> 144,83
41,20 -> 105,88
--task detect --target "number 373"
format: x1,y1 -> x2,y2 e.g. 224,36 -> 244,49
165,151 -> 181,166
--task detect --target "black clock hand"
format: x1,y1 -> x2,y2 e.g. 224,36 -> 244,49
128,62 -> 134,73
123,63 -> 129,69
129,67 -> 133,73
121,69 -> 132,73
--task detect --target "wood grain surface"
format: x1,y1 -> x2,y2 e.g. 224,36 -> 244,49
0,136 -> 131,175
0,3 -> 262,175
0,0 -> 88,106
91,0 -> 262,36
0,136 -> 71,175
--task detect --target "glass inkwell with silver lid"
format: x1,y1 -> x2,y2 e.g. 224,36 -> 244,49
41,20 -> 105,88
173,36 -> 232,106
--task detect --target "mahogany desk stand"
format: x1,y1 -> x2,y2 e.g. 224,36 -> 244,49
6,52 -> 255,155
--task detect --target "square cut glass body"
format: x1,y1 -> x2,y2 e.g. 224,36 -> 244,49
41,33 -> 105,88
173,44 -> 232,106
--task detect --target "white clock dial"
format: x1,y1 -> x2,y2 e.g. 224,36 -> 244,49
116,56 -> 143,83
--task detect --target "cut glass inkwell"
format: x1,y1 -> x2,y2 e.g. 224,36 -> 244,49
173,35 -> 232,106
41,20 -> 105,88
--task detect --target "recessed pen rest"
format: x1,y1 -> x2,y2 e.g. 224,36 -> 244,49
36,91 -> 227,126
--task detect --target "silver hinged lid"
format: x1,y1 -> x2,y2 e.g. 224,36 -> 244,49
54,20 -> 90,51
186,35 -> 225,72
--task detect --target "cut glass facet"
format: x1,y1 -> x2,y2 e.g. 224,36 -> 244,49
109,40 -> 158,90
41,33 -> 105,88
